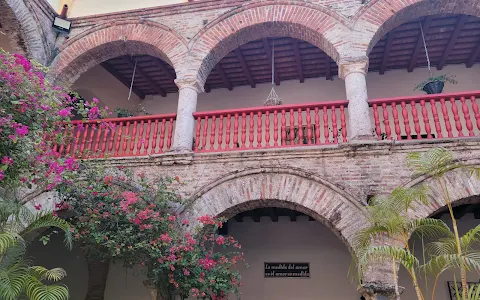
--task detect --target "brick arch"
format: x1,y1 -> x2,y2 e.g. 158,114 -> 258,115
49,21 -> 188,87
353,0 -> 480,55
404,166 -> 480,220
0,0 -> 49,64
180,167 -> 368,252
187,1 -> 351,86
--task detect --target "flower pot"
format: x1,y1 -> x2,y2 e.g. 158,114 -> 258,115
422,80 -> 444,94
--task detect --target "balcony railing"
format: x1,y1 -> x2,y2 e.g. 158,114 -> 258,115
369,91 -> 480,141
58,114 -> 176,158
193,101 -> 349,152
60,91 -> 480,159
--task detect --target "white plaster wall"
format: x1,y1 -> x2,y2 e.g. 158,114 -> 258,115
399,214 -> 480,300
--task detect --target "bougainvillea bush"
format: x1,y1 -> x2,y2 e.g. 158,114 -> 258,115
57,167 -> 245,300
0,49 -> 109,300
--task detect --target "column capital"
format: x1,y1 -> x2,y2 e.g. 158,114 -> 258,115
174,77 -> 204,93
359,282 -> 402,300
338,58 -> 369,79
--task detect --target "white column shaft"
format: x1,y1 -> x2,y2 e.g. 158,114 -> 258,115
172,86 -> 198,151
345,72 -> 373,140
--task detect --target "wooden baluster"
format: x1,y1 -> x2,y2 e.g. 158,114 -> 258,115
65,127 -> 72,156
420,100 -> 432,138
273,110 -> 278,146
101,125 -> 109,157
144,120 -> 151,155
257,111 -> 263,147
281,110 -> 287,146
315,107 -> 321,144
88,124 -> 96,154
460,96 -> 474,136
249,112 -> 254,148
159,119 -> 166,153
94,124 -> 102,156
123,122 -> 130,155
340,105 -> 347,142
411,100 -> 421,139
81,124 -> 89,155
401,101 -> 412,140
331,106 -> 338,143
323,106 -> 330,144
289,109 -> 295,144
152,120 -> 159,154
241,112 -> 247,149
372,104 -> 381,140
450,97 -> 463,137
470,96 -> 480,130
440,98 -> 453,138
265,111 -> 270,147
129,121 -> 137,154
210,116 -> 216,150
202,116 -> 208,151
218,115 -> 224,150
234,113 -> 239,148
108,124 -> 116,155
72,124 -> 81,157
382,103 -> 391,140
115,122 -> 123,156
135,120 -> 144,155
58,127 -> 66,156
194,117 -> 201,151
430,99 -> 443,138
297,108 -> 303,145
391,102 -> 401,139
306,108 -> 312,145
167,118 -> 174,150
226,114 -> 231,150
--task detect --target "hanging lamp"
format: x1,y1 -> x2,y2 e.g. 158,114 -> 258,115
264,38 -> 282,106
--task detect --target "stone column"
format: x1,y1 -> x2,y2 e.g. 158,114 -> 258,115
339,59 -> 374,141
84,254 -> 110,300
171,78 -> 204,152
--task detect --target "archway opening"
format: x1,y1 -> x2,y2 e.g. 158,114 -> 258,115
217,205 -> 359,300
399,196 -> 480,300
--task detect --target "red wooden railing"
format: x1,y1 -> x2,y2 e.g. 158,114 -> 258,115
369,91 -> 480,141
192,101 -> 348,152
58,114 -> 176,158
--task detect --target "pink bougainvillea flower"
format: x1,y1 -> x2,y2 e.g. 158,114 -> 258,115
34,203 -> 42,210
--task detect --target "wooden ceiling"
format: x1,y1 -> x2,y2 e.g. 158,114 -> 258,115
101,14 -> 480,97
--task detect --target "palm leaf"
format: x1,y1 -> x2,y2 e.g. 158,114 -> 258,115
30,266 -> 67,282
406,147 -> 457,178
0,262 -> 27,300
407,218 -> 453,239
359,245 -> 419,271
460,224 -> 480,252
21,213 -> 72,250
0,232 -> 24,255
26,276 -> 69,300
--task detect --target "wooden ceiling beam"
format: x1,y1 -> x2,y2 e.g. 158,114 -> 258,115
216,64 -> 233,90
466,40 -> 480,68
123,57 -> 167,97
101,62 -> 146,99
269,208 -> 279,222
262,39 -> 280,85
453,205 -> 471,220
234,48 -> 256,88
154,58 -> 176,82
437,15 -> 469,70
380,32 -> 395,75
292,39 -> 305,83
204,83 -> 211,93
289,210 -> 297,222
408,16 -> 434,73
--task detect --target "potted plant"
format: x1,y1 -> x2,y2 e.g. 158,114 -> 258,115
115,107 -> 134,118
414,74 -> 457,94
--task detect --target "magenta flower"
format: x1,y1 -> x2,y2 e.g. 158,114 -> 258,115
58,108 -> 72,117
15,124 -> 29,137
0,170 -> 4,181
1,156 -> 13,165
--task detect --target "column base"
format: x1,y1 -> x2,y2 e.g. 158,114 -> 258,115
169,146 -> 194,153
359,282 -> 403,300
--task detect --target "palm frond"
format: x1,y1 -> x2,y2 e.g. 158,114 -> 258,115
406,147 -> 456,178
25,275 -> 69,300
0,232 -> 24,255
460,224 -> 480,252
426,238 -> 457,256
30,266 -> 67,282
359,245 -> 419,271
21,213 -> 72,250
424,253 -> 480,275
0,262 -> 27,300
407,218 -> 453,239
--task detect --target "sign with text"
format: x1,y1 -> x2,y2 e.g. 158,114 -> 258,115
264,263 -> 310,278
